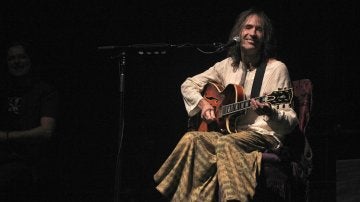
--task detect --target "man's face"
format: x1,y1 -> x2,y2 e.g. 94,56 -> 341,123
239,14 -> 264,55
7,45 -> 31,77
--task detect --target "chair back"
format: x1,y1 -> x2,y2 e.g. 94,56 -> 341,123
292,79 -> 313,134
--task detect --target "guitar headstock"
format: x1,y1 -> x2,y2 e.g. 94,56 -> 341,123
265,88 -> 293,105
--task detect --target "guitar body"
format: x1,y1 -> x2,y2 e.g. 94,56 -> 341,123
196,82 -> 245,134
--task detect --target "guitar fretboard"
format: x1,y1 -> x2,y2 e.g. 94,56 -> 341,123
220,97 -> 265,116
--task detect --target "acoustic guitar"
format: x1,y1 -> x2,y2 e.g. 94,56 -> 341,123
190,82 -> 293,134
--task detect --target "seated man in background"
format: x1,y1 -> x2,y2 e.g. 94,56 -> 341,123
0,40 -> 58,201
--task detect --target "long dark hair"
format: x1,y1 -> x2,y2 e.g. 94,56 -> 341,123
227,8 -> 277,67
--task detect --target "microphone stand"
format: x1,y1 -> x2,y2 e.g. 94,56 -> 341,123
113,51 -> 126,202
98,42 -> 224,202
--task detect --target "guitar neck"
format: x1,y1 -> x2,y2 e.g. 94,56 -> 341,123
220,96 -> 265,117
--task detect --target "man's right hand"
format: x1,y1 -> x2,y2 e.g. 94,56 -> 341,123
198,98 -> 216,122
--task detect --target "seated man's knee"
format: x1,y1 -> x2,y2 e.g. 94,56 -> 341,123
180,131 -> 198,143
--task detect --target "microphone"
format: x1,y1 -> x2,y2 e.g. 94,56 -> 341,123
216,36 -> 240,52
97,43 -> 176,51
97,46 -> 122,50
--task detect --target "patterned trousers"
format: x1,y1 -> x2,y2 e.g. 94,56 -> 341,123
154,130 -> 279,202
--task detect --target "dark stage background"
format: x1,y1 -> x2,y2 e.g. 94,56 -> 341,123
1,1 -> 358,201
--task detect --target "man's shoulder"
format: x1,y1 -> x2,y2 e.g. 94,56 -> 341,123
31,80 -> 57,95
32,78 -> 54,88
213,57 -> 236,70
267,59 -> 287,70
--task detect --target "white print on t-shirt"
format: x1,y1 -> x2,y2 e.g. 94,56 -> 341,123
8,97 -> 22,115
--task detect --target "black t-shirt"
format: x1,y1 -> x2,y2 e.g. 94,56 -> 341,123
0,76 -> 58,162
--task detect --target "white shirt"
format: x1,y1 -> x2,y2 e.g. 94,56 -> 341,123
180,57 -> 298,140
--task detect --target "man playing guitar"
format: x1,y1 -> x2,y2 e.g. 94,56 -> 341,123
154,8 -> 298,202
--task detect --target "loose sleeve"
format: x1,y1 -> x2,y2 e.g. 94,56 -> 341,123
180,59 -> 233,117
262,62 -> 299,135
